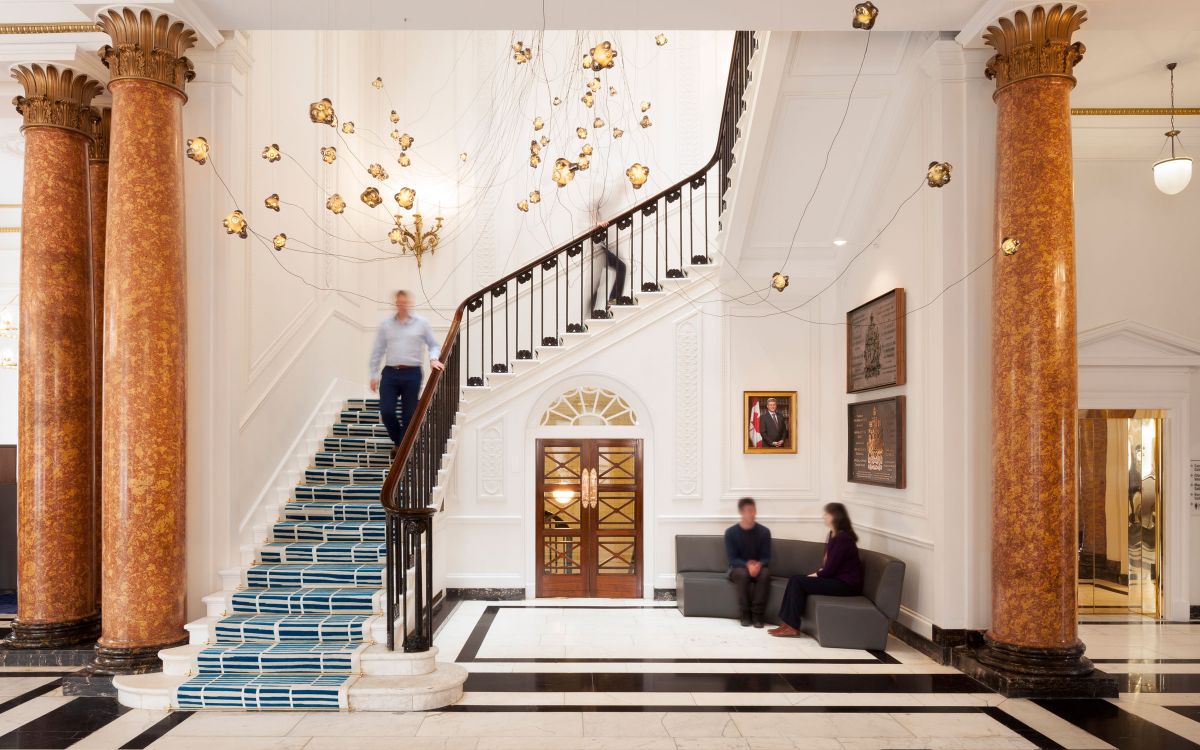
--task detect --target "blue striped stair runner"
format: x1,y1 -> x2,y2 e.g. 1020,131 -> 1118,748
174,398 -> 398,710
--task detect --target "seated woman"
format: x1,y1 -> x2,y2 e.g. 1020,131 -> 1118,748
769,502 -> 863,638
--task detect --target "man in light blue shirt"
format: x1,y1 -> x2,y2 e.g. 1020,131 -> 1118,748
369,290 -> 443,456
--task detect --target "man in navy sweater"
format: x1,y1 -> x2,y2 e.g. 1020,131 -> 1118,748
725,497 -> 772,627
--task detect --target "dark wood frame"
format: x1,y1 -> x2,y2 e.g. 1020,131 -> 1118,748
535,438 -> 644,599
742,390 -> 799,454
846,288 -> 906,393
847,396 -> 906,489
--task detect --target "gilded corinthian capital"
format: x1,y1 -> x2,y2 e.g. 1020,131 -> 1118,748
983,3 -> 1087,93
11,64 -> 103,135
86,106 -> 112,162
97,7 -> 197,95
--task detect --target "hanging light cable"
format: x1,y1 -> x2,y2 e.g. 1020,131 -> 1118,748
1153,62 -> 1192,195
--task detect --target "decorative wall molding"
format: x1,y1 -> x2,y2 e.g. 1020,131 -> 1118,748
1078,319 -> 1200,369
854,521 -> 935,550
239,307 -> 365,429
477,418 -> 505,497
674,315 -> 701,497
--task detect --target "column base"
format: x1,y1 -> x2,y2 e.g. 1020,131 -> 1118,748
954,635 -> 1118,698
3,614 -> 100,649
86,638 -> 189,676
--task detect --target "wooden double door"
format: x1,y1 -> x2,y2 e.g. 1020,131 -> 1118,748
536,439 -> 643,598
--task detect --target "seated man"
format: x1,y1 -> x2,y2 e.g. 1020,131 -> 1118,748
725,497 -> 771,627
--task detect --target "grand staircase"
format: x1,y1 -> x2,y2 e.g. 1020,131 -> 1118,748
114,398 -> 467,711
114,30 -> 761,712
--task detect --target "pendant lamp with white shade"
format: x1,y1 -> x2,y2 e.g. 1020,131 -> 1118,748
1153,62 -> 1192,195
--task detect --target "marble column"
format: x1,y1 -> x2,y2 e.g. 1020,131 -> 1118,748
92,7 -> 196,674
6,64 -> 102,648
966,4 -> 1115,698
86,106 -> 110,609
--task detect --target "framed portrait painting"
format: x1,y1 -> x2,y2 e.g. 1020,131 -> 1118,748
846,288 -> 906,393
744,391 -> 797,454
847,396 -> 905,488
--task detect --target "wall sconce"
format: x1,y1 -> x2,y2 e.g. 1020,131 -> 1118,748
185,136 -> 209,164
389,213 -> 444,268
1154,62 -> 1192,195
395,187 -> 416,210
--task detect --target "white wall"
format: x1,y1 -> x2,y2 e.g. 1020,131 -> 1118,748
0,116 -> 22,445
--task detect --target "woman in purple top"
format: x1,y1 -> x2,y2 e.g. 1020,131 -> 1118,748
769,502 -> 864,638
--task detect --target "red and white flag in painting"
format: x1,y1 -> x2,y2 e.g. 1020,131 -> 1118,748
748,398 -> 763,447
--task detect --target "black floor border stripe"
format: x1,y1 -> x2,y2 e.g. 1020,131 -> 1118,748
981,706 -> 1065,750
1092,658 -> 1200,664
1035,698 -> 1200,750
0,679 -> 62,715
0,696 -> 129,750
461,671 -> 986,694
441,704 -> 987,712
456,604 -> 901,665
120,711 -> 195,750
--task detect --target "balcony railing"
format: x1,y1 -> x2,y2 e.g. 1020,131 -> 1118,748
380,30 -> 758,652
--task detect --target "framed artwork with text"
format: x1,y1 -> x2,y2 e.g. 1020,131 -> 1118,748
846,288 -> 906,393
847,396 -> 905,488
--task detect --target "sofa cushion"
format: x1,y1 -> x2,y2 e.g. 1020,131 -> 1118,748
768,539 -> 825,579
803,595 -> 890,650
675,535 -> 730,574
675,571 -> 742,619
860,550 -> 906,621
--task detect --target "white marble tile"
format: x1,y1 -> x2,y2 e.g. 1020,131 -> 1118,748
416,710 -> 584,737
1110,697 -> 1200,743
307,738 -> 478,750
890,711 -> 1020,738
581,712 -> 672,737
288,710 -> 425,736
456,691 -> 567,705
146,737 -> 312,750
663,712 -> 742,738
475,737 -> 673,750
169,710 -> 305,737
0,676 -> 59,697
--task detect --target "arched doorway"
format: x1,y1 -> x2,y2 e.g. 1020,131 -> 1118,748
534,387 -> 644,598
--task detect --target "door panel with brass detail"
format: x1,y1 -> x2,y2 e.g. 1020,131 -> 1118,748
536,439 -> 643,598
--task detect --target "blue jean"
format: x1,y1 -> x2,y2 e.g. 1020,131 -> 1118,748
379,366 -> 421,446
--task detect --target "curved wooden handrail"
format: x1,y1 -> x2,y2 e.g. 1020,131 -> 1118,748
379,31 -> 754,514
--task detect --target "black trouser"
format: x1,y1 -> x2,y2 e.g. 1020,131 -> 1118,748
589,247 -> 627,312
729,565 -> 771,618
379,366 -> 421,446
778,575 -> 858,629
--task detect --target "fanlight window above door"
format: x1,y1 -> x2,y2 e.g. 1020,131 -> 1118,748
540,387 -> 638,426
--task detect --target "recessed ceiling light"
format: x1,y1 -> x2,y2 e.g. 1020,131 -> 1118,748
833,238 -> 848,246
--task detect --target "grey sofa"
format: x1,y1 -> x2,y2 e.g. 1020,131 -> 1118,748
674,534 -> 905,651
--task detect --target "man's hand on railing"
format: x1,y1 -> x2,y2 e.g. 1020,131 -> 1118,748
430,359 -> 445,372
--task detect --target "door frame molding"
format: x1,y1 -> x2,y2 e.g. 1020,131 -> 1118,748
522,374 -> 657,599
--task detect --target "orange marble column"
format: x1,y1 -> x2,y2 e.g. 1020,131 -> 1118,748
86,106 -> 110,609
6,65 -> 102,648
92,7 -> 197,674
967,4 -> 1113,697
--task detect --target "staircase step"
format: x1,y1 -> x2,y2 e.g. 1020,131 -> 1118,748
345,398 -> 380,411
230,587 -> 383,615
175,673 -> 354,711
195,643 -> 367,675
271,521 -> 386,543
322,437 -> 393,454
331,423 -> 390,438
293,484 -> 383,503
258,542 -> 385,564
304,467 -> 386,485
245,564 -> 384,589
210,614 -> 379,644
337,409 -> 382,424
282,502 -> 386,522
313,452 -> 392,468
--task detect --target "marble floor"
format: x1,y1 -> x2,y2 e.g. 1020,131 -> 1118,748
0,601 -> 1197,749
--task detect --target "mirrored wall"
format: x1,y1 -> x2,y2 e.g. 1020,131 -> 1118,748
1077,410 -> 1164,618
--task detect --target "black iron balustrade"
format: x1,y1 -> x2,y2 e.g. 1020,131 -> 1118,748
380,30 -> 757,652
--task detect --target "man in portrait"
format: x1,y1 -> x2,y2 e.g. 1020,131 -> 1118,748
759,397 -> 788,449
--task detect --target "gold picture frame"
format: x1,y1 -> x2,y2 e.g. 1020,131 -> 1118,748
743,391 -> 798,454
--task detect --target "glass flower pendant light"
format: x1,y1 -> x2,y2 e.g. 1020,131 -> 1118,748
1154,62 -> 1192,195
